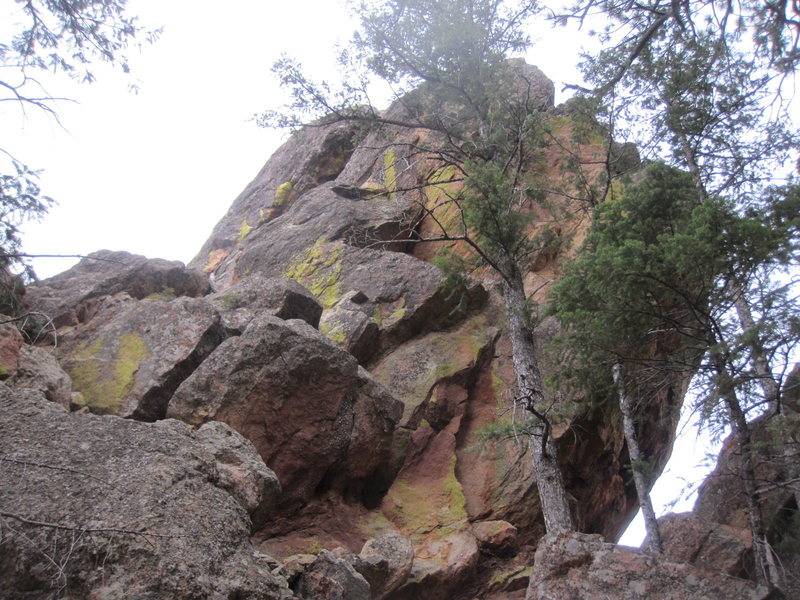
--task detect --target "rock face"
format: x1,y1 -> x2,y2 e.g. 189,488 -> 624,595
0,384 -> 292,600
167,314 -> 403,512
526,532 -> 771,600
11,63 -> 713,600
25,250 -> 209,328
56,295 -> 224,421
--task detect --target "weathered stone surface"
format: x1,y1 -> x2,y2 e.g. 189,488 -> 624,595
653,512 -> 753,578
358,532 -> 415,600
25,250 -> 210,328
207,273 -> 323,332
297,550 -> 371,600
194,420 -> 283,529
0,322 -> 23,378
0,385 -> 292,600
473,520 -> 519,556
380,427 -> 481,599
167,314 -> 403,511
56,295 -> 224,421
526,532 -> 771,600
8,344 -> 73,407
191,120 -> 363,273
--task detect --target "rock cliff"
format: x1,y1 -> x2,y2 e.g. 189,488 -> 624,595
1,64 -> 787,599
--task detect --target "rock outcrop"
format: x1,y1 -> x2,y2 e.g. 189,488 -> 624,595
526,532 -> 771,600
6,62 -> 743,600
0,384 -> 292,600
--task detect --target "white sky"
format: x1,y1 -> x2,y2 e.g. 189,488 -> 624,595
3,0 -> 718,546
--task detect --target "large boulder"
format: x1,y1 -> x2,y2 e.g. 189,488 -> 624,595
167,314 -> 403,511
8,344 -> 73,407
0,322 -> 23,378
206,273 -> 323,332
526,532 -> 771,600
358,532 -> 415,600
25,250 -> 210,328
651,512 -> 753,578
297,550 -> 371,600
0,384 -> 291,600
56,295 -> 225,421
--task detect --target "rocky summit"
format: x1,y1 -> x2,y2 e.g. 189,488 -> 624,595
2,65 -> 795,599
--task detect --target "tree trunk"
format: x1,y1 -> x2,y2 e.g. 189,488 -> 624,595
734,288 -> 800,560
713,355 -> 782,590
612,362 -> 663,553
503,272 -> 574,534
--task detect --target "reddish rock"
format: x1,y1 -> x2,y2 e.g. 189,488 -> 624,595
26,250 -> 210,329
0,323 -> 23,378
167,314 -> 403,511
473,520 -> 519,556
191,120 -> 363,273
526,532 -> 771,600
652,512 -> 753,578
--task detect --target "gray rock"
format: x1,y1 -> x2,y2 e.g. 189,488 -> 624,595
207,273 -> 323,332
56,295 -> 224,421
8,344 -> 73,407
297,550 -> 371,600
526,532 -> 771,600
26,250 -> 210,328
358,533 -> 414,600
0,384 -> 292,600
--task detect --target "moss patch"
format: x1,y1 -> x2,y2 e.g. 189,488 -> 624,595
284,238 -> 343,309
67,332 -> 150,415
237,218 -> 253,244
274,181 -> 293,206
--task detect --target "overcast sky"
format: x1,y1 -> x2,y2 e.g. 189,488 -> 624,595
3,0 -> 716,545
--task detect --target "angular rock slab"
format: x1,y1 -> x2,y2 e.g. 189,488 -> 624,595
26,250 -> 210,328
526,532 -> 771,600
167,314 -> 403,510
191,120 -> 362,272
8,344 -> 73,408
358,532 -> 415,600
57,295 -> 224,421
652,512 -> 753,578
297,550 -> 371,600
206,273 -> 323,333
0,385 -> 291,600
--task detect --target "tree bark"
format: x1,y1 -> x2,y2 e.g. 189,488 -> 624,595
612,362 -> 663,553
503,272 -> 574,534
713,355 -> 782,590
734,288 -> 800,557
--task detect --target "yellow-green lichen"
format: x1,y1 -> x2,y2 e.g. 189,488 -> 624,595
67,333 -> 150,415
320,319 -> 347,345
284,238 -> 343,309
424,165 -> 461,235
385,453 -> 467,534
274,181 -> 293,206
373,297 -> 406,329
237,218 -> 253,243
145,286 -> 176,301
383,148 -> 397,199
